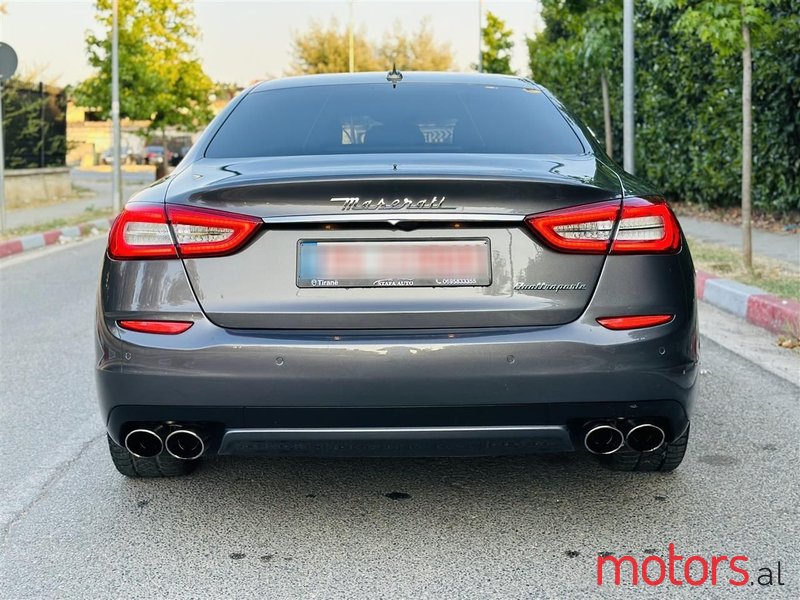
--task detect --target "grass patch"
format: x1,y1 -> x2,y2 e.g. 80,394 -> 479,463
687,236 -> 800,300
0,207 -> 115,241
6,186 -> 96,210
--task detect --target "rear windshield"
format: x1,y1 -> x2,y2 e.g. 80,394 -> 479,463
205,83 -> 584,158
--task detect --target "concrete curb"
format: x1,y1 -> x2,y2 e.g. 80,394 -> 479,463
0,217 -> 115,259
696,269 -> 800,337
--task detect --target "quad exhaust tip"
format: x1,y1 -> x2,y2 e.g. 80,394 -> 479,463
165,429 -> 205,460
124,429 -> 163,458
625,423 -> 666,453
584,424 -> 625,455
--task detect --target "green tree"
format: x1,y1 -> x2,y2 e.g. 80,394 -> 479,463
74,0 -> 213,140
289,19 -> 380,74
479,11 -> 515,74
527,0 -> 799,220
528,1 -> 619,156
2,74 -> 67,169
377,18 -> 455,70
582,2 -> 621,157
654,0 -> 773,267
289,18 -> 454,75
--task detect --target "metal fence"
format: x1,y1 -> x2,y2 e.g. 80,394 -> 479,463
2,80 -> 67,169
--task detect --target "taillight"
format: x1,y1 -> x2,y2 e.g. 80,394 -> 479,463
108,204 -> 177,259
612,197 -> 681,254
597,314 -> 674,330
118,320 -> 194,334
525,200 -> 619,254
525,197 -> 681,254
108,204 -> 261,259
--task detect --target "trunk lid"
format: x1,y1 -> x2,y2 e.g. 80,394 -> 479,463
167,154 -> 621,329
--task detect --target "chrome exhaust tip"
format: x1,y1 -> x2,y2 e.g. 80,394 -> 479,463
626,424 -> 666,453
584,424 -> 625,455
124,429 -> 163,458
164,429 -> 205,460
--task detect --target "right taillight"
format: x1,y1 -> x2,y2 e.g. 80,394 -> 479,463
108,203 -> 261,260
525,197 -> 681,255
611,197 -> 681,254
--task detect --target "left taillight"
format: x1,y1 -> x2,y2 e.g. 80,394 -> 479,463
108,203 -> 261,260
525,197 -> 681,255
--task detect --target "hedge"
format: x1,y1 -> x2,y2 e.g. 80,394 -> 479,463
528,0 -> 800,213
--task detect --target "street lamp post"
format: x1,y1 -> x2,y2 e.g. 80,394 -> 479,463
623,0 -> 634,174
111,0 -> 122,212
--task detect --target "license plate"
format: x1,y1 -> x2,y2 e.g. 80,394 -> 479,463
297,239 -> 492,288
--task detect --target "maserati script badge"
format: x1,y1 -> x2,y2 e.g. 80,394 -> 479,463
330,196 -> 453,211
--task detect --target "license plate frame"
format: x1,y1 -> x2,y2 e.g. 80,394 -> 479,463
296,238 -> 492,289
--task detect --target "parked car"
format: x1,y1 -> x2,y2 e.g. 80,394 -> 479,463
101,147 -> 142,165
144,145 -> 169,165
97,71 -> 697,477
169,145 -> 191,167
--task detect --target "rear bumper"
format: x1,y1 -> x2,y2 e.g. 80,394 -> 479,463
97,313 -> 698,455
96,243 -> 698,457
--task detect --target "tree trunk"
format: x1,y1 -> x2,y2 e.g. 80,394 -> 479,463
741,13 -> 753,269
601,71 -> 613,158
156,126 -> 167,179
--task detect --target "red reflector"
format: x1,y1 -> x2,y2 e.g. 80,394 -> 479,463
118,320 -> 194,334
596,315 -> 674,330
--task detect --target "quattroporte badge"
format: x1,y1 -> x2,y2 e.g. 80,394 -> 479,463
514,282 -> 588,292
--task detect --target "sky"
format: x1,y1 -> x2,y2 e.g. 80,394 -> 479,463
1,0 -> 543,87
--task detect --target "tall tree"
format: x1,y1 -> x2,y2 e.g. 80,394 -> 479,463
74,0 -> 213,139
377,18 -> 455,71
656,0 -> 772,269
289,18 -> 454,75
479,11 -> 515,74
582,2 -> 621,158
289,19 -> 380,74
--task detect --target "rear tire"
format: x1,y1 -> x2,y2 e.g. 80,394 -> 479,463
599,425 -> 689,472
107,434 -> 198,478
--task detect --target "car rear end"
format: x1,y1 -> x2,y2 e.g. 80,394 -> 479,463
96,73 -> 698,477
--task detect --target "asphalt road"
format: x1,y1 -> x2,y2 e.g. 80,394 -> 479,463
1,237 -> 798,599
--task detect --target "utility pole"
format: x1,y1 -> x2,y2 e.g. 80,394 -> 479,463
348,0 -> 354,73
622,0 -> 634,174
0,41 -> 18,236
477,0 -> 483,72
0,78 -> 6,234
111,0 -> 122,213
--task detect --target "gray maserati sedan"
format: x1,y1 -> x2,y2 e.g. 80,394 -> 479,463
96,71 -> 697,477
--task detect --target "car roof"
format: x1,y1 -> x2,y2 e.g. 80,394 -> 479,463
252,71 -> 536,92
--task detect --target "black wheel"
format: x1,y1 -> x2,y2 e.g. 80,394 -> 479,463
599,425 -> 689,472
107,434 -> 199,478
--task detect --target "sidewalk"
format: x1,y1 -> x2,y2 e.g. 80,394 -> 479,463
5,196 -> 113,230
679,216 -> 799,271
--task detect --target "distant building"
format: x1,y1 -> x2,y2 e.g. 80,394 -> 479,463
66,102 -> 149,166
